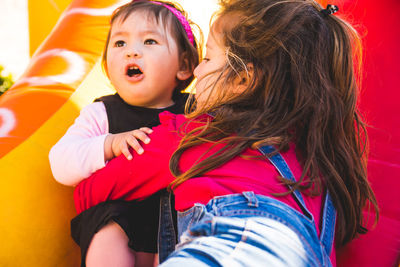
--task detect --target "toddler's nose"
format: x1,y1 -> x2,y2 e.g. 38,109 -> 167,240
125,48 -> 141,58
125,52 -> 139,58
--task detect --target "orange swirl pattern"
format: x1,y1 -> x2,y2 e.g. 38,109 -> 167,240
0,0 -> 129,158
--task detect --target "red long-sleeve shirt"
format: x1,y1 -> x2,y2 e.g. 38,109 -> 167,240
74,111 -> 324,235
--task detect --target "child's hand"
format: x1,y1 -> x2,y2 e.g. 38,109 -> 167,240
104,127 -> 153,161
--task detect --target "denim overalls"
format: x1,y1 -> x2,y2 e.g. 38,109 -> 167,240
158,145 -> 336,266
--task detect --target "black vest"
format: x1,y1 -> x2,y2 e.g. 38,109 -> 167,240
95,93 -> 186,134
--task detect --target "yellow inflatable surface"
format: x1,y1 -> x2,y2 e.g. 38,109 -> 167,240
0,0 -> 124,265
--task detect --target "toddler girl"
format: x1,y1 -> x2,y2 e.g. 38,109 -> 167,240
49,1 -> 201,266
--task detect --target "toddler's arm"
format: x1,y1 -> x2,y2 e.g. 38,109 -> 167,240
49,102 -> 109,186
73,122 -> 179,213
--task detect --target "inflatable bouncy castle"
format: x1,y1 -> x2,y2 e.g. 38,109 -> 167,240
0,0 -> 398,266
0,1 -> 123,265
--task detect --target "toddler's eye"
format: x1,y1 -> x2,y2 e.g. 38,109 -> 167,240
144,39 -> 157,45
202,58 -> 210,62
114,40 -> 126,47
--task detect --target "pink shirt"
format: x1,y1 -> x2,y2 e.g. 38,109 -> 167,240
49,102 -> 109,186
73,111 -> 336,264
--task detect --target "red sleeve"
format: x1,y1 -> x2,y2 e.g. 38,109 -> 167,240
73,112 -> 180,214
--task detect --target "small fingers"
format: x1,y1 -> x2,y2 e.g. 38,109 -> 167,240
120,143 -> 133,160
139,127 -> 153,135
126,135 -> 144,155
133,129 -> 151,144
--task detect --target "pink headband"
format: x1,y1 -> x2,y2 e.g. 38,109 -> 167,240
152,1 -> 195,46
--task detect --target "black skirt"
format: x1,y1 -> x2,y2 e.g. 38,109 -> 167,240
71,191 -> 163,267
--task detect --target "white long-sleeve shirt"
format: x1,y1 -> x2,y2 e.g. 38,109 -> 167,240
49,102 -> 109,186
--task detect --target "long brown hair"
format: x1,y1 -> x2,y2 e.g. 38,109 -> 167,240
102,0 -> 202,101
170,0 -> 378,247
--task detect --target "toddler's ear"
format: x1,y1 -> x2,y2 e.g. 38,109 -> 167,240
177,52 -> 193,81
177,69 -> 192,81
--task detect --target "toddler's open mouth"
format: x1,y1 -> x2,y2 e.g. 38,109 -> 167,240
126,65 -> 143,77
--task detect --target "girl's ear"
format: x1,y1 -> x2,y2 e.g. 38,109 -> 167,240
233,63 -> 254,93
176,53 -> 193,81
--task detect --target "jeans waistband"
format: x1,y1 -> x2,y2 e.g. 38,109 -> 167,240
178,192 -> 318,243
203,192 -> 313,223
177,192 -> 331,267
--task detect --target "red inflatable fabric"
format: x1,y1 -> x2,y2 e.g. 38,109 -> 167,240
337,0 -> 400,266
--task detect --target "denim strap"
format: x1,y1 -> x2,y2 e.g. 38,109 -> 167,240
319,191 -> 336,256
158,190 -> 177,263
258,145 -> 313,220
258,145 -> 336,256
